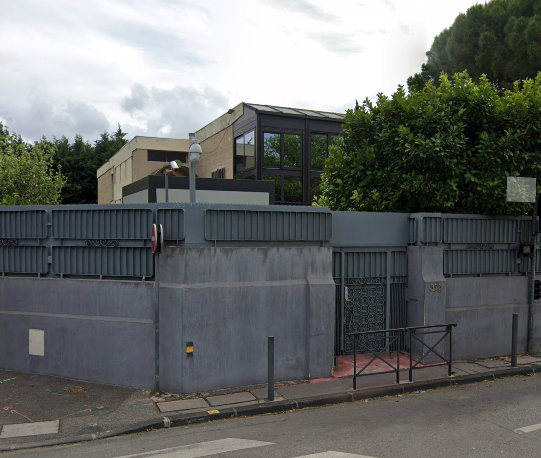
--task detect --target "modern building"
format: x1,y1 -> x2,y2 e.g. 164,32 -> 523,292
96,103 -> 345,205
196,103 -> 345,205
97,137 -> 189,204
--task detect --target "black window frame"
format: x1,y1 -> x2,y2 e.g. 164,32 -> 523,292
262,132 -> 303,170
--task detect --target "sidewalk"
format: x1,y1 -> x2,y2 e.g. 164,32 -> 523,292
1,353 -> 541,452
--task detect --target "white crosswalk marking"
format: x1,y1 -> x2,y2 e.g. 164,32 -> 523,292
113,438 -> 274,458
514,423 -> 541,433
293,453 -> 378,458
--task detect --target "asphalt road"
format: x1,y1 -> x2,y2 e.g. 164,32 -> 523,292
5,373 -> 541,458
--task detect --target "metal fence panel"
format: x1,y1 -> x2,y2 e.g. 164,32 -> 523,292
422,217 -> 442,244
157,208 -> 185,242
443,218 -> 518,244
52,246 -> 153,277
52,209 -> 152,240
205,209 -> 332,241
444,249 -> 516,275
0,246 -> 48,274
343,251 -> 387,278
0,210 -> 48,239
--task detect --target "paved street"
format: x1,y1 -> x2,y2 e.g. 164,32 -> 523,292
5,373 -> 541,458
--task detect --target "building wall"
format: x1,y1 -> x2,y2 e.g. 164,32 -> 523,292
0,277 -> 155,388
97,137 -> 190,204
158,246 -> 335,393
197,125 -> 235,179
407,246 -> 541,360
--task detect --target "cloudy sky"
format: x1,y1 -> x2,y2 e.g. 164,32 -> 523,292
1,0 -> 482,142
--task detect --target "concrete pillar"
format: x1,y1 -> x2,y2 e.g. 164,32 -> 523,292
407,246 -> 447,362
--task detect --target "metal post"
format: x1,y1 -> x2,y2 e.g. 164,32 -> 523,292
165,173 -> 169,203
396,332 -> 400,384
448,325 -> 453,377
512,313 -> 518,367
409,329 -> 413,382
268,336 -> 274,401
154,239 -> 160,391
528,201 -> 538,352
353,335 -> 357,390
189,160 -> 196,203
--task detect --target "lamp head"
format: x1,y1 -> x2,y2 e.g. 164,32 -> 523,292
189,142 -> 202,164
169,160 -> 179,170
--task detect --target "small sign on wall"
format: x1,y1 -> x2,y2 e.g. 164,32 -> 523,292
29,329 -> 44,356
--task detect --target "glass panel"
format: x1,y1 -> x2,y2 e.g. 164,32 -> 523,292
283,134 -> 301,168
244,130 -> 255,170
263,174 -> 282,202
272,106 -> 302,115
263,133 -> 281,167
284,176 -> 303,203
310,134 -> 327,169
310,176 -> 322,202
247,104 -> 279,112
295,109 -> 325,117
235,136 -> 245,156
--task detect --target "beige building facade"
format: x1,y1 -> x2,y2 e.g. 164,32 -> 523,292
97,137 -> 189,204
96,103 -> 344,205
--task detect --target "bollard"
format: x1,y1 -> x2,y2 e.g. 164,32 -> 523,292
268,336 -> 275,401
511,313 -> 518,367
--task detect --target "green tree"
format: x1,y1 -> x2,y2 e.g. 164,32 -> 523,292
317,73 -> 541,215
0,122 -> 65,206
51,125 -> 128,204
408,0 -> 541,91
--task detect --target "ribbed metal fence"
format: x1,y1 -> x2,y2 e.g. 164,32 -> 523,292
0,204 -> 332,279
205,209 -> 332,242
409,213 -> 532,276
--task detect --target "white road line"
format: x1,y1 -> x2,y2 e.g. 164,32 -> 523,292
113,438 -> 274,458
514,423 -> 541,433
293,453 -> 378,458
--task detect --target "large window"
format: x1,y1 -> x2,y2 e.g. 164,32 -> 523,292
234,130 -> 255,174
310,134 -> 328,169
263,174 -> 303,204
147,150 -> 187,163
262,132 -> 303,204
263,133 -> 302,168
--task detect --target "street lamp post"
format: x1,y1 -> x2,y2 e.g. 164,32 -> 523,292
164,160 -> 179,203
189,140 -> 202,204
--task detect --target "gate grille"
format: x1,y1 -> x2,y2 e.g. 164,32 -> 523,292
334,249 -> 407,355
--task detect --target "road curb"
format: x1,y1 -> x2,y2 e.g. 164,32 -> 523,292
2,365 -> 538,451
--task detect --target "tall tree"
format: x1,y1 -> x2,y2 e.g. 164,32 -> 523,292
51,125 -> 128,204
0,123 -> 65,206
317,73 -> 541,216
408,0 -> 541,91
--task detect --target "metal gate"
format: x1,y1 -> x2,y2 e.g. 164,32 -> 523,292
333,249 -> 407,355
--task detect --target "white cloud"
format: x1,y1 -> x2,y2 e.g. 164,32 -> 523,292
0,0 -> 483,142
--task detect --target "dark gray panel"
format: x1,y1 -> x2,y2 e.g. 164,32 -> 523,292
52,246 -> 153,277
205,209 -> 332,241
0,210 -> 48,239
0,246 -> 48,274
52,209 -> 153,240
158,208 -> 185,242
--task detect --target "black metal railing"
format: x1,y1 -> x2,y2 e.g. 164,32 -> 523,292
349,323 -> 457,389
407,323 -> 457,382
352,328 -> 403,389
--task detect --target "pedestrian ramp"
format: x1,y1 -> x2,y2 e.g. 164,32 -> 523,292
113,438 -> 378,458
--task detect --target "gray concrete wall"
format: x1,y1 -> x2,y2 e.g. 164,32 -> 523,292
158,246 -> 335,394
0,278 -> 155,388
407,246 -> 541,360
445,276 -> 534,359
